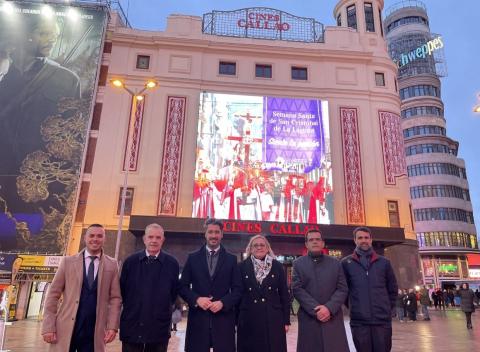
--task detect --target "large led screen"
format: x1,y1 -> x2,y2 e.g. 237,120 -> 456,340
0,1 -> 107,253
193,93 -> 332,224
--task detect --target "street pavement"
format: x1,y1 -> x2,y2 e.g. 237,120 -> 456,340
4,309 -> 480,351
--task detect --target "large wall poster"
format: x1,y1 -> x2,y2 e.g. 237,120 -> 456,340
193,92 -> 332,224
0,1 -> 107,253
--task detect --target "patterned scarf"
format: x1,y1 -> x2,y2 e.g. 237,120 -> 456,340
251,254 -> 273,284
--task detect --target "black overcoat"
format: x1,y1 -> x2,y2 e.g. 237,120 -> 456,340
292,254 -> 350,352
459,288 -> 475,313
237,258 -> 290,352
119,250 -> 179,344
179,246 -> 242,352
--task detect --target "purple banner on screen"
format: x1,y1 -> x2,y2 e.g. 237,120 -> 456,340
263,97 -> 325,173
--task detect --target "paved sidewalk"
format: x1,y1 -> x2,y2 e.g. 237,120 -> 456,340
4,309 -> 480,351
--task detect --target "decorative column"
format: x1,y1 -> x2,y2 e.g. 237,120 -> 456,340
123,97 -> 145,171
340,107 -> 366,225
157,96 -> 187,215
379,111 -> 407,185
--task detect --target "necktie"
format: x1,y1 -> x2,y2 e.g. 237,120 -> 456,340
148,255 -> 156,264
209,250 -> 215,271
87,256 -> 97,288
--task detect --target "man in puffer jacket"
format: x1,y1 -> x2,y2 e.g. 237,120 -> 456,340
342,227 -> 398,352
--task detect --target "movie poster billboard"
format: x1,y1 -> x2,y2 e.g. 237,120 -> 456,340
0,1 -> 107,253
193,92 -> 332,224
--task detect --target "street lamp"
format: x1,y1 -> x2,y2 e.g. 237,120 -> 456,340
111,79 -> 158,260
474,93 -> 480,113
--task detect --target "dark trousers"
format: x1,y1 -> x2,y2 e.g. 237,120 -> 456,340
122,341 -> 168,352
69,337 -> 94,352
465,312 -> 473,327
407,311 -> 417,321
351,324 -> 392,352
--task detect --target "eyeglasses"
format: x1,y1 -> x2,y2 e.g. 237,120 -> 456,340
252,243 -> 266,249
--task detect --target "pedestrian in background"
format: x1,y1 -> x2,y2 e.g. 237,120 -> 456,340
41,224 -> 121,352
120,223 -> 180,352
419,286 -> 431,321
171,299 -> 182,332
395,289 -> 406,322
459,283 -> 475,329
432,290 -> 438,309
237,235 -> 290,352
293,229 -> 349,352
405,288 -> 417,322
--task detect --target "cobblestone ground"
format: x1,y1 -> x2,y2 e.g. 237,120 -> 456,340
4,309 -> 480,351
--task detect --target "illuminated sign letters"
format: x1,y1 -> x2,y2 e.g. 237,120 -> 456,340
395,36 -> 444,68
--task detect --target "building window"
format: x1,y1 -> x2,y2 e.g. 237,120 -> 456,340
375,72 -> 385,86
103,42 -> 112,54
403,125 -> 446,138
413,208 -> 475,224
417,232 -> 478,249
364,3 -> 375,32
410,185 -> 471,200
136,55 -> 150,70
255,64 -> 272,78
347,5 -> 357,30
388,201 -> 400,227
117,187 -> 134,216
98,65 -> 109,86
386,16 -> 428,34
91,103 -> 103,130
83,137 -> 97,174
405,143 -> 457,156
401,106 -> 443,119
379,9 -> 384,36
291,66 -> 308,80
407,163 -> 467,179
337,13 -> 342,26
219,61 -> 236,75
400,85 -> 440,100
75,181 -> 90,223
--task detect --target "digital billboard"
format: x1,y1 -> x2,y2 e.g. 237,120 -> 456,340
0,1 -> 107,253
193,92 -> 332,224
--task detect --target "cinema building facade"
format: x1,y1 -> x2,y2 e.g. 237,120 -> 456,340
68,0 -> 421,287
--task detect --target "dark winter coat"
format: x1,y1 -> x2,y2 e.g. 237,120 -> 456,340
395,293 -> 406,308
405,292 -> 417,313
120,250 -> 179,344
179,245 -> 242,352
292,254 -> 349,352
342,251 -> 398,326
237,258 -> 290,352
459,288 -> 476,313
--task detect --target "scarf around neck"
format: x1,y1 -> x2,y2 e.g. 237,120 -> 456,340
251,254 -> 273,284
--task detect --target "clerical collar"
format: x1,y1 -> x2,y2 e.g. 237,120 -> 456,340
308,252 -> 323,261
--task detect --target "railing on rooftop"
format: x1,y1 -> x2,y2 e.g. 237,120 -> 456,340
385,0 -> 427,18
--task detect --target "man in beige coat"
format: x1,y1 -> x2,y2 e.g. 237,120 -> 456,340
41,224 -> 122,351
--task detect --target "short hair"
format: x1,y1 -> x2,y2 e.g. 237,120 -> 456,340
304,229 -> 322,242
144,223 -> 164,236
245,235 -> 275,257
204,218 -> 224,231
353,226 -> 372,239
87,223 -> 104,230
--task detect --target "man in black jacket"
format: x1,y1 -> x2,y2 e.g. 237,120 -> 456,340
342,226 -> 398,352
179,218 -> 242,352
120,223 -> 179,352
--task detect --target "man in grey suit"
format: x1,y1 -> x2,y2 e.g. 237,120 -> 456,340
292,229 -> 349,352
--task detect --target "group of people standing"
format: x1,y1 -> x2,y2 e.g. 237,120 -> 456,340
41,219 -> 399,352
395,284 -> 477,329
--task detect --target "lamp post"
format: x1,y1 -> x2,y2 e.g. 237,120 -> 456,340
474,93 -> 480,113
111,79 -> 157,260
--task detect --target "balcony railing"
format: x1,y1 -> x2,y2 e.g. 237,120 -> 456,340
385,0 -> 427,18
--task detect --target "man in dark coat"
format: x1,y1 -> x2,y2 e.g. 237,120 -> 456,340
120,223 -> 179,352
179,218 -> 242,352
342,226 -> 398,352
292,229 -> 349,352
459,282 -> 475,329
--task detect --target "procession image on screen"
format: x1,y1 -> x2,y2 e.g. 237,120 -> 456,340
193,92 -> 333,224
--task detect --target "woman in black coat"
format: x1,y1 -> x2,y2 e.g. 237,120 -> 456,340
459,282 -> 475,329
237,235 -> 290,352
405,288 -> 418,321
